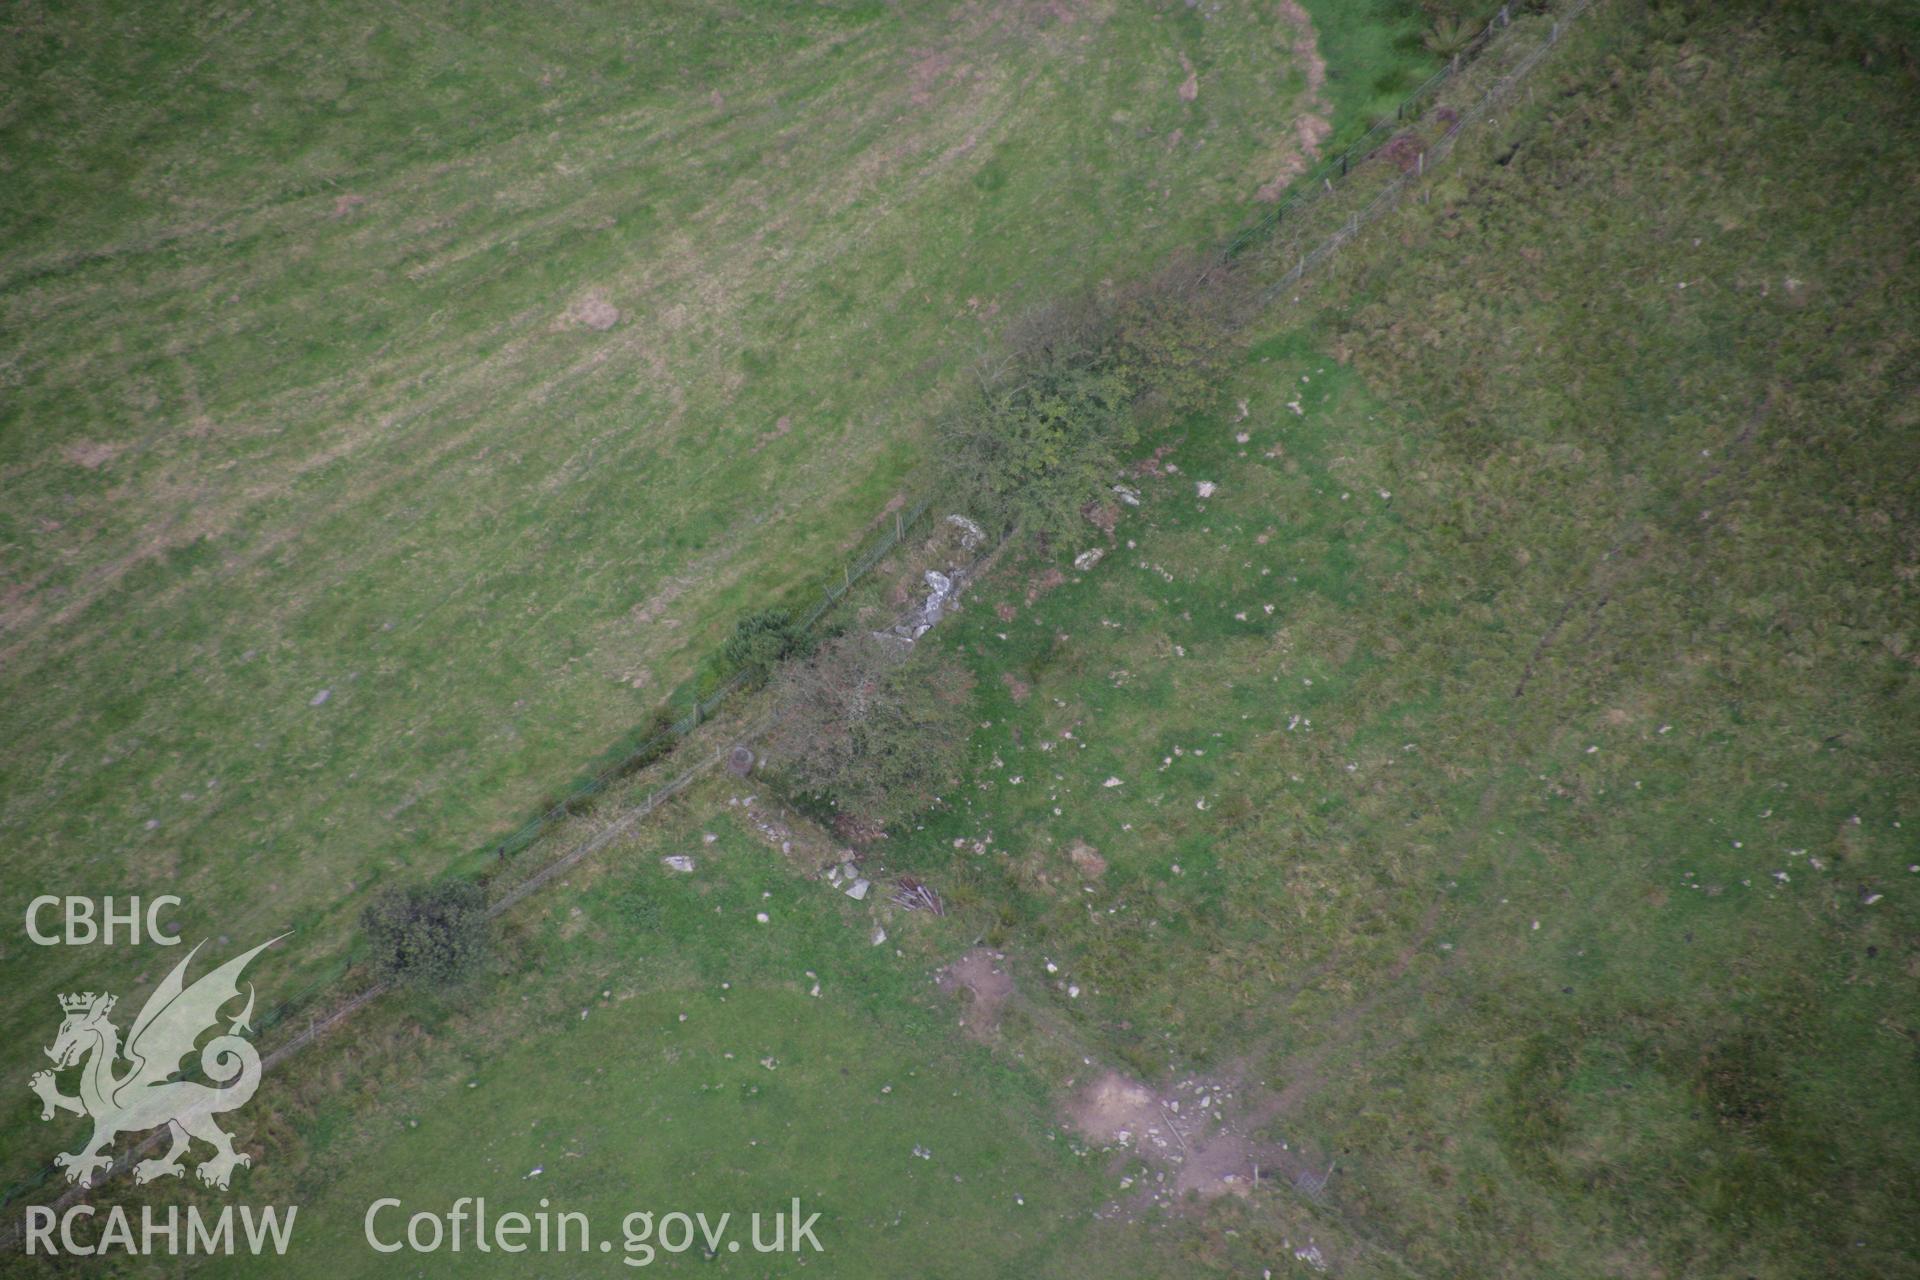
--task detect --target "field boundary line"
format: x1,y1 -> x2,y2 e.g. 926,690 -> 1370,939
1254,0 -> 1599,300
0,0 -> 1601,1235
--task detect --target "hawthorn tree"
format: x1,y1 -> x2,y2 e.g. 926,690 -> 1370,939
762,631 -> 975,827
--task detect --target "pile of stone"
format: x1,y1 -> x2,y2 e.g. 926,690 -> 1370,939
876,568 -> 963,645
823,860 -> 871,901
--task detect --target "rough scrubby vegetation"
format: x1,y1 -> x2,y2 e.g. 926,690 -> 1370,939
939,265 -> 1240,541
361,881 -> 489,987
879,2 -> 1920,1272
763,632 -> 976,828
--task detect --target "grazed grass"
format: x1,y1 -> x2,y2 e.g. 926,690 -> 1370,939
132,785 -> 1187,1278
868,4 -> 1918,1272
11,3 -> 1915,1277
187,10 -> 1920,1268
0,0 -> 1340,1189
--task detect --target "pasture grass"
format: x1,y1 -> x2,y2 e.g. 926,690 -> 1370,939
884,4 -> 1920,1272
173,789 -> 1183,1278
159,7 -> 1920,1273
0,0 -> 1350,1191
10,3 -> 1916,1277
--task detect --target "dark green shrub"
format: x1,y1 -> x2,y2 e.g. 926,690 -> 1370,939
362,881 -> 489,986
937,328 -> 1136,541
721,608 -> 809,682
938,264 -> 1236,541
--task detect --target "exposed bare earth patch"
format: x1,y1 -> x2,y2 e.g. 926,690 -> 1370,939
561,295 -> 621,331
1255,0 -> 1333,201
1067,837 -> 1106,877
1066,1068 -> 1311,1212
936,946 -> 1015,1040
1024,567 -> 1067,605
60,440 -> 124,470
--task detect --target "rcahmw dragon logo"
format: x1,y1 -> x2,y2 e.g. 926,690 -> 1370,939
28,935 -> 285,1191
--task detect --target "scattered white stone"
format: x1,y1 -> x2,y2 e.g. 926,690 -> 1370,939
1073,547 -> 1105,571
946,513 -> 987,550
661,855 -> 696,873
845,879 -> 871,901
309,689 -> 331,706
1111,485 -> 1142,507
871,926 -> 888,946
1195,480 -> 1217,499
755,912 -> 770,924
1103,776 -> 1124,788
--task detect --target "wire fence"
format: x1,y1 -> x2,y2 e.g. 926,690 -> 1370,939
468,494 -> 936,872
325,0 -> 1605,904
0,0 -> 1598,1226
0,501 -> 932,1219
1217,1 -> 1591,277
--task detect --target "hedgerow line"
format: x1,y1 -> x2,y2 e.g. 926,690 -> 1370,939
0,0 -> 1597,1229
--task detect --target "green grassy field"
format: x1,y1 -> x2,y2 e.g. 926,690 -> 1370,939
884,4 -> 1920,1271
185,800 -> 1148,1278
166,5 -> 1920,1277
0,0 -> 1399,1189
8,1 -> 1916,1277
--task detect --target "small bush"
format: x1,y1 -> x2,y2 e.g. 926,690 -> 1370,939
763,631 -> 975,827
623,705 -> 681,773
1110,254 -> 1239,424
938,265 -> 1237,541
362,881 -> 489,986
721,608 -> 810,683
938,309 -> 1137,541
